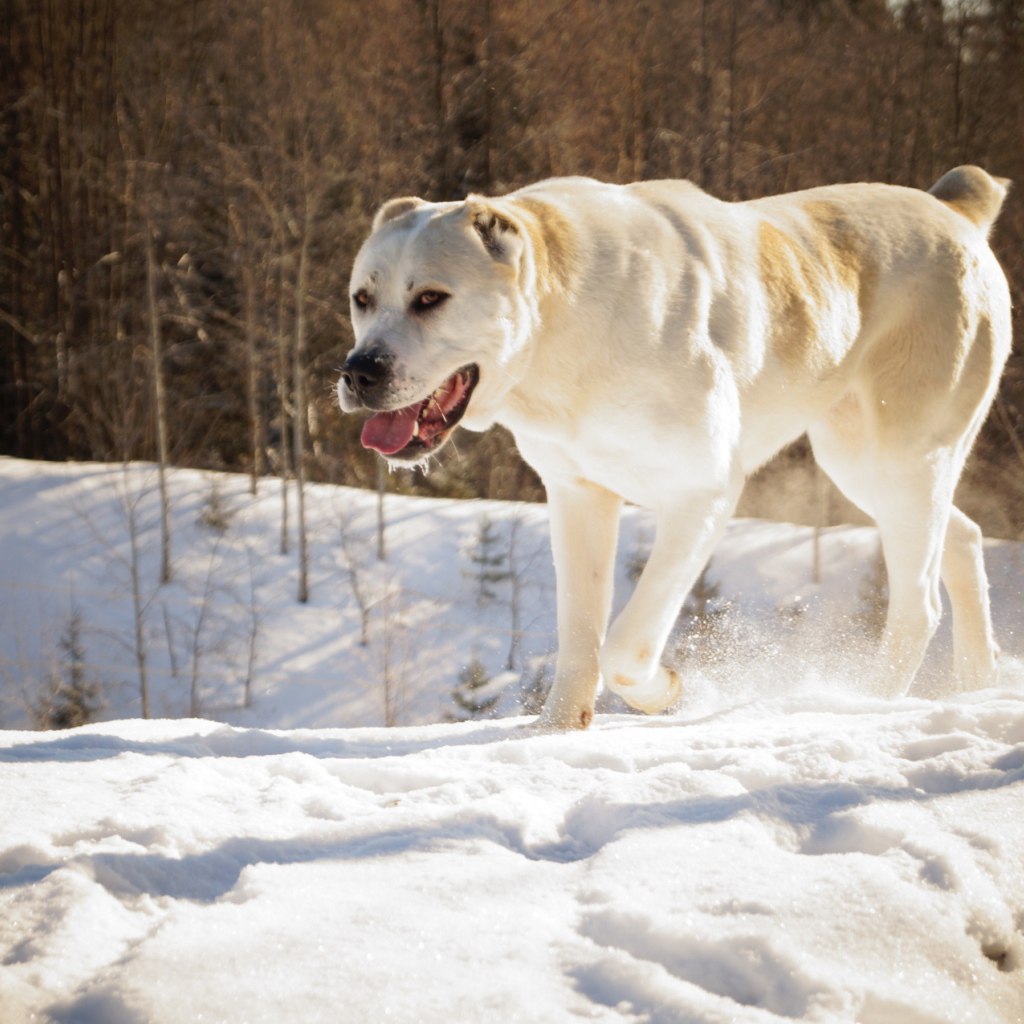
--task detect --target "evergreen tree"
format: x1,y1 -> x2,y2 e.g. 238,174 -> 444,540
33,613 -> 104,730
449,657 -> 499,721
519,663 -> 551,716
466,514 -> 511,607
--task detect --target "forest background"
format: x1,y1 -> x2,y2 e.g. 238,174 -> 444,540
3,0 -> 1024,537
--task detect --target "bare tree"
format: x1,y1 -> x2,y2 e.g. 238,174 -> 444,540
338,508 -> 377,647
185,538 -> 223,717
276,256 -> 293,556
376,461 -> 387,562
241,545 -> 264,708
145,226 -> 173,584
113,467 -> 157,719
227,203 -> 267,495
378,583 -> 415,727
1,0 -> 1023,534
504,510 -> 549,671
292,184 -> 316,604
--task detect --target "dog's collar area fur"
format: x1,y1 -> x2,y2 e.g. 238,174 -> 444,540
360,364 -> 480,460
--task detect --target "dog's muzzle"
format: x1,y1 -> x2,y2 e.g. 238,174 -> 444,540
341,362 -> 480,461
339,349 -> 393,409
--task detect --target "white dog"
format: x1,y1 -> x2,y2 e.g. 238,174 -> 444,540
338,167 -> 1011,729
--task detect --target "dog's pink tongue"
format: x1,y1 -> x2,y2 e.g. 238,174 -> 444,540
361,404 -> 422,455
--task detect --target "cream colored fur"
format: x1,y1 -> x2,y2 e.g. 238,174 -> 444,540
340,167 -> 1012,729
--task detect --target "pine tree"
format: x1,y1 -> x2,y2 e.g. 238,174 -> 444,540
466,514 -> 511,607
519,663 -> 551,716
449,657 -> 499,721
34,613 -> 104,730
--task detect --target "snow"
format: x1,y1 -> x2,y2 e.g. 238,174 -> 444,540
1,456 -> 1023,1022
3,701 -> 1024,1022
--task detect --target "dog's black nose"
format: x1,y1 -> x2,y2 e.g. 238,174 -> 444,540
341,350 -> 390,396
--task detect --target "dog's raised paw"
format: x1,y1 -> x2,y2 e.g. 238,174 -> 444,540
611,666 -> 682,715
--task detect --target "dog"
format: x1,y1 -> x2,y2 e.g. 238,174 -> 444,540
338,167 -> 1012,729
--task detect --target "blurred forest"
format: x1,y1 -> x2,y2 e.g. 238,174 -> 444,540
2,0 -> 1024,532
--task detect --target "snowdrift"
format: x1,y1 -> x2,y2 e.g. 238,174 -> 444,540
1,458 -> 1023,1021
2,697 -> 1024,1023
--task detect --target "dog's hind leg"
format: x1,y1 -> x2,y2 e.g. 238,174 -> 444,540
535,479 -> 622,730
868,464 -> 954,697
812,410 -> 984,696
873,483 -> 999,694
941,505 -> 999,689
599,479 -> 744,714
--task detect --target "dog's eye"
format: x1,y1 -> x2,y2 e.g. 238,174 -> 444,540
352,289 -> 371,311
412,290 -> 448,313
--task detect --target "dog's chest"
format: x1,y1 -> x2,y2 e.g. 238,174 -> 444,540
510,409 -> 723,507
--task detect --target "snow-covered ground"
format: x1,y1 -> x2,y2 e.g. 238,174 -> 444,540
3,699 -> 1024,1023
1,457 -> 1023,1022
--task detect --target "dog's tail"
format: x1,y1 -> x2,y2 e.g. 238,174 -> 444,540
929,165 -> 1011,233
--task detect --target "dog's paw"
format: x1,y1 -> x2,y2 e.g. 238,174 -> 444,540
533,704 -> 595,731
607,665 -> 682,715
951,647 -> 1000,692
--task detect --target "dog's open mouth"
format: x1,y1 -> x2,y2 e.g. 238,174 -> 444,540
360,364 -> 480,459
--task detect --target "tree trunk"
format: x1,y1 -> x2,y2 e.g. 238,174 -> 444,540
377,459 -> 387,562
244,259 -> 263,495
145,224 -> 172,585
293,200 -> 313,604
277,257 -> 291,556
124,468 -> 151,719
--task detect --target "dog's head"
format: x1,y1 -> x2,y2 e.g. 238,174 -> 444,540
338,195 -> 537,465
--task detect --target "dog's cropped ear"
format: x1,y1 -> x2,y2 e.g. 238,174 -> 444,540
372,196 -> 427,232
466,199 -> 523,269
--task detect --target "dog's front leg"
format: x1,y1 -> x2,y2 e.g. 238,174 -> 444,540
600,485 -> 741,714
536,479 -> 622,730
